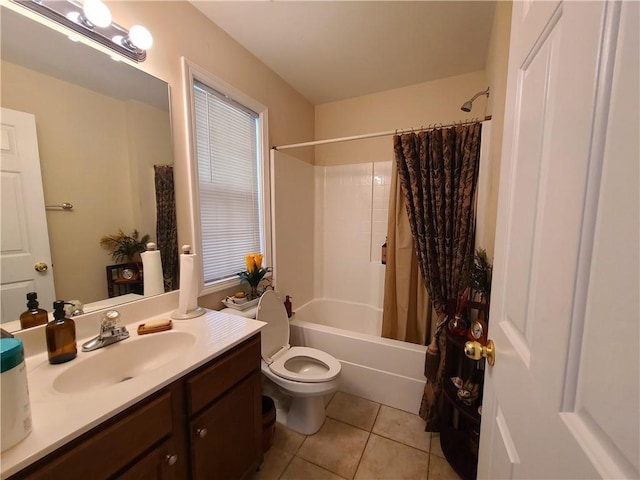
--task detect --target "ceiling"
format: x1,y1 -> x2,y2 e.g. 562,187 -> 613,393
192,1 -> 497,105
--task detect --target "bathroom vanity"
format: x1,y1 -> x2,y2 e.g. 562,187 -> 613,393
1,300 -> 265,480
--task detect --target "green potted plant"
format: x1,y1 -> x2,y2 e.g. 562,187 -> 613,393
100,229 -> 150,263
237,253 -> 271,299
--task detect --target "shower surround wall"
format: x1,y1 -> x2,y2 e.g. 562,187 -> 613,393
314,161 -> 391,310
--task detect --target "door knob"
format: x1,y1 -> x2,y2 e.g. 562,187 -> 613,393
34,262 -> 48,272
464,339 -> 495,366
165,454 -> 178,466
196,427 -> 208,438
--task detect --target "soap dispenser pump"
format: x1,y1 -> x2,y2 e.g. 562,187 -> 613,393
19,292 -> 48,329
46,301 -> 77,364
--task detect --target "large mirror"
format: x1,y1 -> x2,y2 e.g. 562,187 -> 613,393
1,5 -> 176,330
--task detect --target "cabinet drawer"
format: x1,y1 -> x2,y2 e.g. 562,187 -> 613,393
14,391 -> 174,480
186,334 -> 260,415
118,438 -> 179,480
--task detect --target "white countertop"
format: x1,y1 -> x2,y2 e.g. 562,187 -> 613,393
1,302 -> 264,479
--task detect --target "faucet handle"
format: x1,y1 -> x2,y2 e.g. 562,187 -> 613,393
101,310 -> 121,329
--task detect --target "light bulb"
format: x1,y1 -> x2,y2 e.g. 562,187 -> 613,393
66,11 -> 80,23
128,25 -> 153,50
82,0 -> 112,28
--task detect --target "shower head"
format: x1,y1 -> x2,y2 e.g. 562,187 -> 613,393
460,87 -> 490,112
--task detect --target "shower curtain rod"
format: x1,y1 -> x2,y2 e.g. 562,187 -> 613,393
273,116 -> 491,151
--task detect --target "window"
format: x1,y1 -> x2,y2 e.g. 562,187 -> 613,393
186,61 -> 270,291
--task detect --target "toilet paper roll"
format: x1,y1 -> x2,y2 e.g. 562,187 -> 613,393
178,253 -> 196,313
141,249 -> 164,297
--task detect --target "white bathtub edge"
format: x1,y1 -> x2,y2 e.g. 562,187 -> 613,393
338,361 -> 425,415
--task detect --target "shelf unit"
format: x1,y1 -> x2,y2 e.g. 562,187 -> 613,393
106,263 -> 143,298
440,302 -> 487,480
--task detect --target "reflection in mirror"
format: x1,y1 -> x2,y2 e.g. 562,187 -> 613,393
0,5 -> 176,331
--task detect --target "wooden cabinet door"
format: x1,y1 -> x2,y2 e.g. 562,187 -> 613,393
117,439 -> 179,480
190,371 -> 262,480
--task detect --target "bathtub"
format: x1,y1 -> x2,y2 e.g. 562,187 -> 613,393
289,299 -> 427,414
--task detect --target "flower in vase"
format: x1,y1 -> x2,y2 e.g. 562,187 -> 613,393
238,253 -> 270,298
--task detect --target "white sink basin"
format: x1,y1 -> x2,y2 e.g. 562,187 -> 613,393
53,331 -> 196,394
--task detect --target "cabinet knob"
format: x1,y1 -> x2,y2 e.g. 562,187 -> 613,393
165,454 -> 178,466
196,427 -> 208,438
464,339 -> 496,366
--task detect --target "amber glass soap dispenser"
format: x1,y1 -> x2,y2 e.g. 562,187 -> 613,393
19,292 -> 48,329
46,301 -> 77,364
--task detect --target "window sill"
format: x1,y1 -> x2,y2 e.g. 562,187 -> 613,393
200,277 -> 243,297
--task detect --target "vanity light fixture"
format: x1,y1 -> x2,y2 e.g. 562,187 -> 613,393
12,0 -> 152,62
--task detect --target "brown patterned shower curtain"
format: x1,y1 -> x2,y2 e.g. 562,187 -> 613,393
393,122 -> 481,430
154,165 -> 178,292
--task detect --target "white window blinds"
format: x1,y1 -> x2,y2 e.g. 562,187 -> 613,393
193,81 -> 263,285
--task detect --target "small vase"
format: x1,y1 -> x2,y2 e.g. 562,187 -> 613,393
249,285 -> 259,300
448,314 -> 469,336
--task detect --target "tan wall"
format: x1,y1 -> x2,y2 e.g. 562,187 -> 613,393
125,100 -> 174,242
104,1 -> 316,308
314,70 -> 488,166
480,1 -> 512,258
1,61 -> 139,303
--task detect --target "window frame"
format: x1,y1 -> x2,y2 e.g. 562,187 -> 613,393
183,58 -> 271,296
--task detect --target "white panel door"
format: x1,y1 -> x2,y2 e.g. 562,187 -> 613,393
1,108 -> 55,325
478,1 -> 638,479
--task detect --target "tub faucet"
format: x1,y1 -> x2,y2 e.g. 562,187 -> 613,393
81,310 -> 129,352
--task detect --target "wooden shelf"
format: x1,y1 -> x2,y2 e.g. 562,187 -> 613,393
106,263 -> 143,298
440,426 -> 479,480
440,298 -> 487,480
442,378 -> 481,424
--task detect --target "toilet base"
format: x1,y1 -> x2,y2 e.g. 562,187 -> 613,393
262,377 -> 334,435
286,395 -> 326,435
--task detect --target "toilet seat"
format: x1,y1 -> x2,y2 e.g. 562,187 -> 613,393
257,291 -> 341,384
269,346 -> 341,383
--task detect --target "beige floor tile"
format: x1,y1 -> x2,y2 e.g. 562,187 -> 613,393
252,446 -> 293,480
326,392 -> 380,431
297,418 -> 369,479
372,405 -> 432,452
281,457 -> 347,480
354,434 -> 429,480
272,423 -> 307,454
428,454 -> 461,480
429,434 -> 444,458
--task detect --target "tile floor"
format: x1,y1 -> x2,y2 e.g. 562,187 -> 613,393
254,392 -> 461,480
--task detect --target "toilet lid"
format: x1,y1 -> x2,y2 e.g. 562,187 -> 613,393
256,290 -> 290,361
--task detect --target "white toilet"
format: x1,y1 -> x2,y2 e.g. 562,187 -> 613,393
256,291 -> 341,435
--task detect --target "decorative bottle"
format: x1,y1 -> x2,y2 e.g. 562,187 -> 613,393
19,292 -> 48,329
284,295 -> 293,318
381,238 -> 388,265
46,301 -> 77,364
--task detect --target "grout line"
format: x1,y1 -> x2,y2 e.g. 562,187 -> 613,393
275,447 -> 296,480
295,455 -> 350,480
351,430 -> 371,480
370,430 -> 432,455
370,402 -> 382,433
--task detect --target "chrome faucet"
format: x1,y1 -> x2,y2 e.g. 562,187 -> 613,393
81,310 -> 129,352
